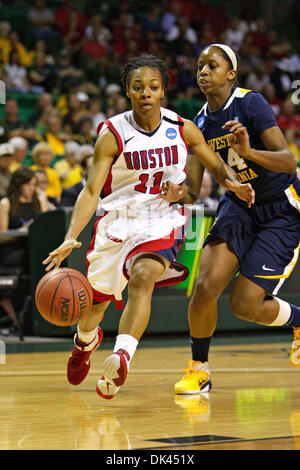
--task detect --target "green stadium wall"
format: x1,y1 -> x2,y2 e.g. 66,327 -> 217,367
28,208 -> 300,337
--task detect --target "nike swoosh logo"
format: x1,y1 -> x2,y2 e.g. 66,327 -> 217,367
262,265 -> 276,271
124,136 -> 135,144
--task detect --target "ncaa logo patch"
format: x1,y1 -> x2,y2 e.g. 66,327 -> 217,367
166,128 -> 177,140
197,116 -> 205,129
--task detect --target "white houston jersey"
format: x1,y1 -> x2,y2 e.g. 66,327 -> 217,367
97,107 -> 189,214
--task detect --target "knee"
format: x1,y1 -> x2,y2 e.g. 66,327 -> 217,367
230,293 -> 260,322
128,265 -> 157,293
192,275 -> 222,304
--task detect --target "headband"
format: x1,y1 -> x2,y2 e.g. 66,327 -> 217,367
210,43 -> 237,71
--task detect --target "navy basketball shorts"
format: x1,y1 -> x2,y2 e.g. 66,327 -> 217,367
204,194 -> 300,295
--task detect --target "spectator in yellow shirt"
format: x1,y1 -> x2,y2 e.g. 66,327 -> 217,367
1,31 -> 32,66
31,142 -> 62,205
34,111 -> 71,159
0,21 -> 11,63
285,129 -> 300,162
54,140 -> 82,189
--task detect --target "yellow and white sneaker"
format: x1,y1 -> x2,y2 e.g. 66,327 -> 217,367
175,360 -> 212,395
290,327 -> 300,367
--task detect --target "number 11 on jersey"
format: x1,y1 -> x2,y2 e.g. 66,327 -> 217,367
134,171 -> 164,194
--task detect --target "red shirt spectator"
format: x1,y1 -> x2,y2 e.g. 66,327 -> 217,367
262,83 -> 283,117
250,18 -> 269,52
55,0 -> 86,50
277,100 -> 300,139
81,39 -> 108,60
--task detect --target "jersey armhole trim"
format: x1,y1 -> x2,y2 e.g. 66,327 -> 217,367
163,115 -> 184,126
177,114 -> 189,152
97,119 -> 124,161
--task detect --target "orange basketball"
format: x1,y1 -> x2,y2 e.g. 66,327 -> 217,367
35,268 -> 93,326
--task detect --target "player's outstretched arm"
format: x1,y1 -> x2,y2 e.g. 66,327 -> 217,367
183,119 -> 255,207
43,129 -> 118,270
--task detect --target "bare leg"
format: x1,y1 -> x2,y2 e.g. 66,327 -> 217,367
230,274 -> 279,324
188,241 -> 239,338
78,253 -> 167,339
96,254 -> 170,399
118,254 -> 169,340
78,301 -> 110,332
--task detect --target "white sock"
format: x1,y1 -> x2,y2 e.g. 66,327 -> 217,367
269,297 -> 292,326
113,334 -> 138,362
77,325 -> 98,344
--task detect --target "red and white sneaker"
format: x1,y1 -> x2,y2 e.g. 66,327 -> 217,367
67,327 -> 103,385
96,349 -> 130,400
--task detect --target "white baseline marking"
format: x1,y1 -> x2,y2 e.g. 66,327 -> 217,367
0,367 -> 297,377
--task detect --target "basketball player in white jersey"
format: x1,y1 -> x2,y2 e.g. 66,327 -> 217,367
43,54 -> 254,400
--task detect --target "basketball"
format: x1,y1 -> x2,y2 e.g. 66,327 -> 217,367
35,268 -> 93,326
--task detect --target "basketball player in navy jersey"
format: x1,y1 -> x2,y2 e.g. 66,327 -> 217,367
173,44 -> 300,395
42,54 -> 253,400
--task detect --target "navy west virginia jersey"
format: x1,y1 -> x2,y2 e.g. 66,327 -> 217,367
194,87 -> 299,204
194,87 -> 300,294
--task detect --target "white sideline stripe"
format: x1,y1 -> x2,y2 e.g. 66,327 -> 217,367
0,367 -> 297,376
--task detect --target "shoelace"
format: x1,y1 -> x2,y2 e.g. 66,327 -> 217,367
292,328 -> 300,347
182,359 -> 206,375
70,345 -> 90,367
181,360 -> 210,387
115,348 -> 130,362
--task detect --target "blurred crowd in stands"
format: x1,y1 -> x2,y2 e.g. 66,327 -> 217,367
0,0 -> 299,210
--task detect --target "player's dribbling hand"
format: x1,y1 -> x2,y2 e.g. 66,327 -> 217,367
42,239 -> 82,271
159,181 -> 187,202
225,179 -> 255,208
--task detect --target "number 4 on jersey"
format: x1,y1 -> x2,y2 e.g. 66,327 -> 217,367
227,148 -> 247,170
